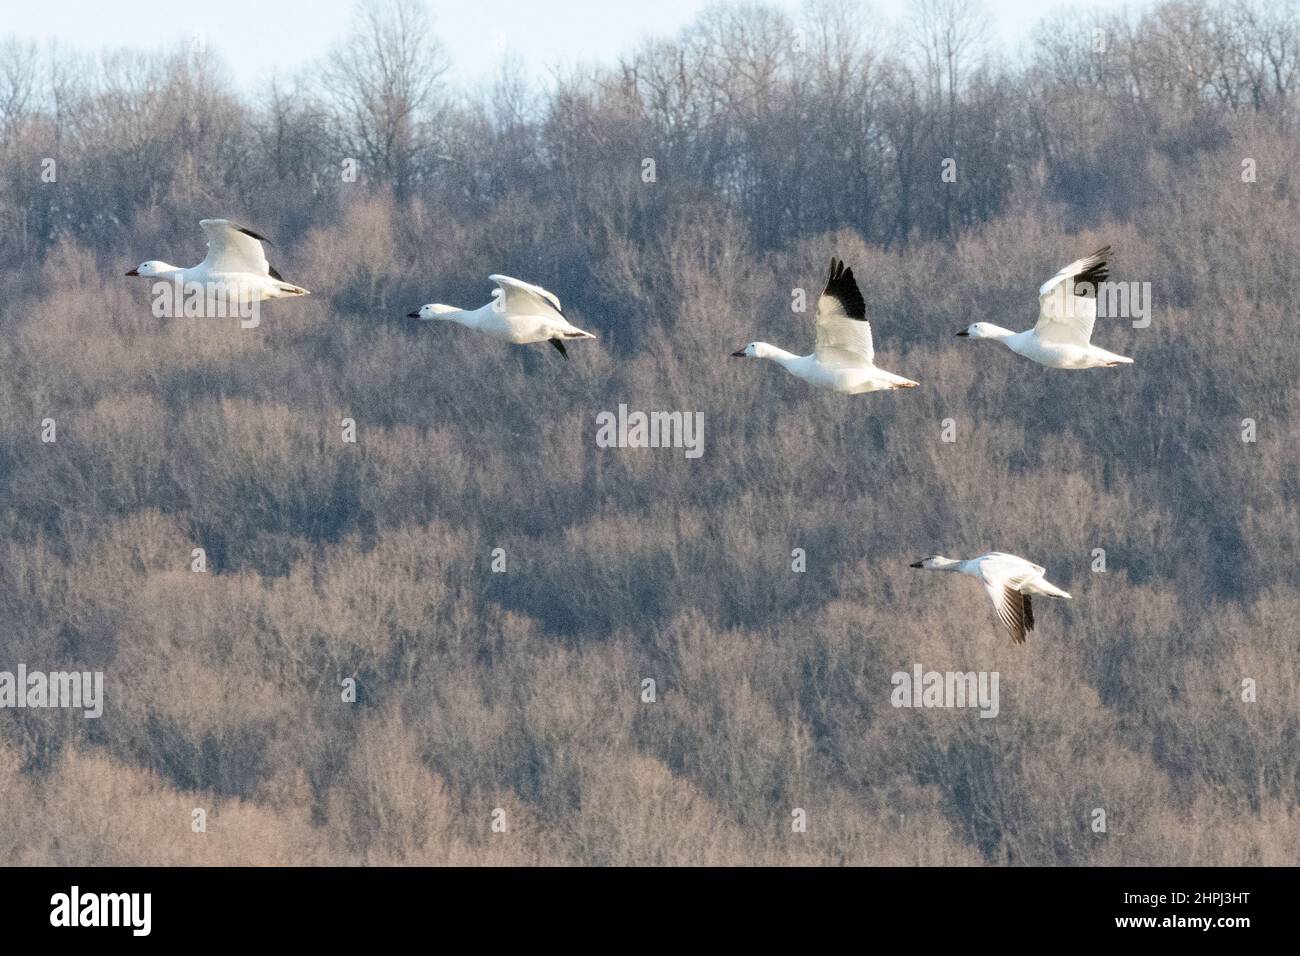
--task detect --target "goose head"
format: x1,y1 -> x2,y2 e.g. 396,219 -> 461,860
910,555 -> 961,570
125,260 -> 179,277
407,304 -> 460,320
956,322 -> 1005,339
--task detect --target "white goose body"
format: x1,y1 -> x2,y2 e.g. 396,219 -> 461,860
409,274 -> 594,357
957,246 -> 1132,369
741,345 -> 918,393
911,551 -> 1072,645
125,219 -> 310,302
977,328 -> 1133,370
733,257 -> 918,393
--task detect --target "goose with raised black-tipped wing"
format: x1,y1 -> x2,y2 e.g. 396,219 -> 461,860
910,552 -> 1072,646
125,219 -> 310,299
407,274 -> 595,358
956,246 -> 1132,368
731,257 -> 919,393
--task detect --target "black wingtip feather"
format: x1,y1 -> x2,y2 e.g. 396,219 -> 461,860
1075,246 -> 1110,291
823,255 -> 867,320
237,225 -> 274,247
550,339 -> 568,358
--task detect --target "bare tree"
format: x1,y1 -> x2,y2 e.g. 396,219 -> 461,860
323,0 -> 449,197
906,0 -> 991,233
0,38 -> 37,148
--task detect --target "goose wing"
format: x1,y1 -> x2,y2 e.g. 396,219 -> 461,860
1034,246 -> 1109,347
981,582 -> 1035,645
489,274 -> 563,316
981,551 -> 1046,578
977,554 -> 1043,645
198,219 -> 272,276
813,257 -> 874,367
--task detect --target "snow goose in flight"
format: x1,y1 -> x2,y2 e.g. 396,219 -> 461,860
126,219 -> 310,300
408,274 -> 595,357
956,246 -> 1132,368
731,257 -> 919,393
909,552 -> 1072,645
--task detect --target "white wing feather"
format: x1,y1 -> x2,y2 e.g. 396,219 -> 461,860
198,219 -> 271,276
813,260 -> 874,366
489,274 -> 563,315
976,554 -> 1042,644
1034,249 -> 1109,347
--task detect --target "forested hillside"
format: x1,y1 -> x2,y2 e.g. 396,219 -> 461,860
0,0 -> 1296,864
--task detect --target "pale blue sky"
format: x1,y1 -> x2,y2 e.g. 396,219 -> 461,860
10,0 -> 1134,92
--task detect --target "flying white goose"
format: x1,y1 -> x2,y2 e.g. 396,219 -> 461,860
956,246 -> 1132,368
126,219 -> 310,300
910,552 -> 1072,645
731,257 -> 919,393
408,274 -> 595,357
